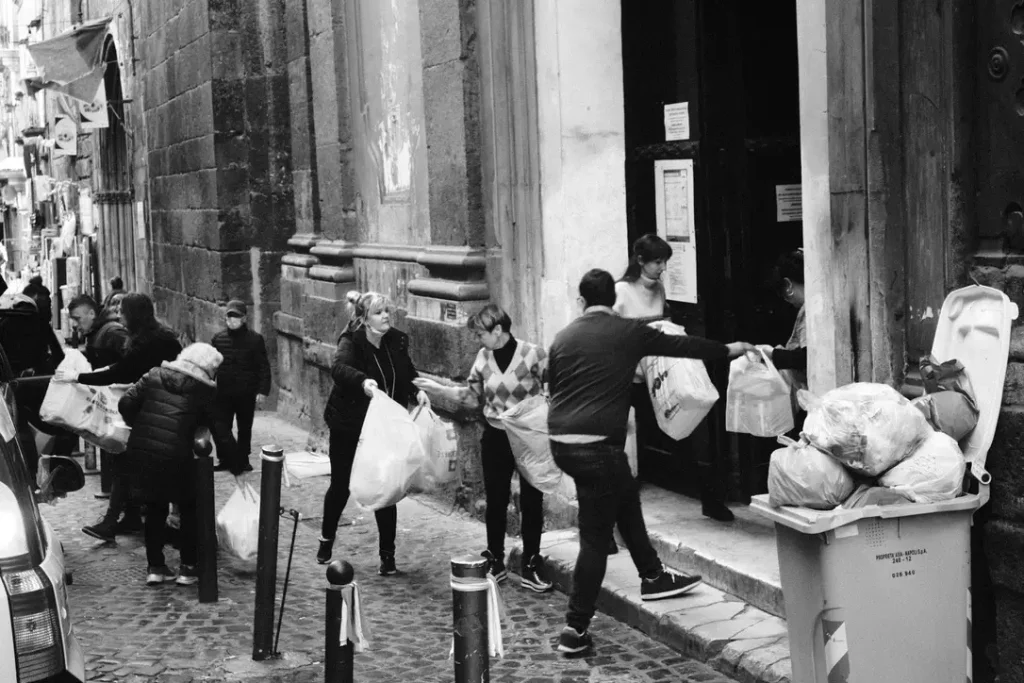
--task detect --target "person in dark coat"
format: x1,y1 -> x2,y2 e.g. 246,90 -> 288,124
210,299 -> 272,472
55,293 -> 184,542
318,290 -> 430,575
118,343 -> 243,586
68,294 -> 129,370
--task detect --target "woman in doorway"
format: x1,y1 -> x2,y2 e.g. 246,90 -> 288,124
615,234 -> 734,522
759,249 -> 807,431
318,291 -> 430,575
414,304 -> 553,593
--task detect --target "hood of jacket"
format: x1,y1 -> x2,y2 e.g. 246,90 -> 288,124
157,364 -> 219,393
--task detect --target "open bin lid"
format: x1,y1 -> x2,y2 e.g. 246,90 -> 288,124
752,285 -> 1018,533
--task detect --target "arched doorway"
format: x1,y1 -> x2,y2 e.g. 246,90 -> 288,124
92,38 -> 135,297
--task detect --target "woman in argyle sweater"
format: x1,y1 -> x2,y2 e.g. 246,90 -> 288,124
414,304 -> 553,593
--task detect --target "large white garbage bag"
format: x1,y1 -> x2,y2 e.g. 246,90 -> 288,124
350,390 -> 429,510
800,383 -> 931,476
40,350 -> 130,453
216,483 -> 260,560
640,322 -> 719,440
768,439 -> 857,509
501,395 -> 575,498
878,431 -> 966,503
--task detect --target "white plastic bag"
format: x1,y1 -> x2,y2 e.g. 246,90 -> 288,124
350,390 -> 429,510
412,406 -> 459,486
768,439 -> 856,510
725,349 -> 794,437
40,351 -> 130,453
640,322 -> 720,440
800,383 -> 932,476
878,431 -> 965,503
500,395 -> 568,495
216,484 -> 260,560
625,407 -> 638,478
284,450 -> 332,479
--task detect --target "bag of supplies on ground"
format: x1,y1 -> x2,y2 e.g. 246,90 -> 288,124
411,406 -> 459,486
768,437 -> 856,509
350,389 -> 429,510
799,383 -> 931,476
39,350 -> 131,453
725,348 -> 794,437
216,483 -> 260,560
501,394 -> 566,495
640,322 -> 720,440
877,430 -> 966,503
284,450 -> 332,479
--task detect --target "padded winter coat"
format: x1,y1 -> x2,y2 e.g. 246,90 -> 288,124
119,365 -> 239,502
83,309 -> 129,370
211,325 -> 272,396
322,326 -> 419,434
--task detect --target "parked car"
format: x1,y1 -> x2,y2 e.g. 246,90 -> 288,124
0,346 -> 86,682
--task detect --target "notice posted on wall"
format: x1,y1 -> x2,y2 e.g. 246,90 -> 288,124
664,102 -> 690,142
775,184 -> 803,222
655,159 -> 698,304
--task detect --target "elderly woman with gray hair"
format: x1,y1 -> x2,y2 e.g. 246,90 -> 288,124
318,290 -> 430,575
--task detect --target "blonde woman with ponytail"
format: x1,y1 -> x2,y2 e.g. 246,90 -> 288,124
318,291 -> 430,574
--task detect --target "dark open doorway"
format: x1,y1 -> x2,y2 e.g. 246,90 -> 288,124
620,1 -> 803,501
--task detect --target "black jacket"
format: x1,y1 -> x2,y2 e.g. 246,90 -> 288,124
0,301 -> 64,377
84,309 -> 129,370
119,365 -> 240,502
78,328 -> 182,387
323,327 -> 419,433
211,325 -> 272,396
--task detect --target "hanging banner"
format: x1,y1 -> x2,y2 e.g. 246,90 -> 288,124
25,17 -> 110,103
53,116 -> 78,157
80,86 -> 109,129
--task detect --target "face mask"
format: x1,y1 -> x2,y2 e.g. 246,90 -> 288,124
226,317 -> 244,330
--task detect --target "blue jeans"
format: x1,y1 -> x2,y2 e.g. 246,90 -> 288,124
551,439 -> 662,632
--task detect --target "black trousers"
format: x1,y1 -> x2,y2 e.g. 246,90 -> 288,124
321,428 -> 397,555
213,393 -> 256,467
144,479 -> 197,569
481,425 -> 544,561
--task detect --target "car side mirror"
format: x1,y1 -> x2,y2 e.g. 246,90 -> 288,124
44,455 -> 85,495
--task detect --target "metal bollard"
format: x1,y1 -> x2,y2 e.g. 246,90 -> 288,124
252,446 -> 284,661
193,432 -> 217,603
325,560 -> 355,683
451,555 -> 491,683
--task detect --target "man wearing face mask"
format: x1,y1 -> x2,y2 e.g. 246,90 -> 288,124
210,300 -> 272,472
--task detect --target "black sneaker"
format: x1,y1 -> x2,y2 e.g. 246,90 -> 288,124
82,521 -> 116,543
557,626 -> 593,654
378,553 -> 398,576
175,565 -> 199,586
213,462 -> 232,472
481,550 -> 507,583
241,462 -> 254,472
317,537 -> 333,565
640,568 -> 703,601
520,554 -> 553,593
145,565 -> 176,586
702,500 -> 735,522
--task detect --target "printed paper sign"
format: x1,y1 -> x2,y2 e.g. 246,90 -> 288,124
664,102 -> 690,141
776,184 -> 802,222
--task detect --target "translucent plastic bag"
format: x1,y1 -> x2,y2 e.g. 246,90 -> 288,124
216,484 -> 260,561
725,349 -> 794,437
625,407 -> 638,478
40,350 -> 130,453
412,406 -> 459,486
350,390 -> 429,510
800,383 -> 931,476
640,322 -> 720,440
500,394 -> 573,497
768,438 -> 856,510
878,430 -> 965,503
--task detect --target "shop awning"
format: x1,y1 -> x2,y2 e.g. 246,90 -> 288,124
25,17 -> 110,103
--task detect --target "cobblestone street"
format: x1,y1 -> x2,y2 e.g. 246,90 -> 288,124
45,412 -> 739,682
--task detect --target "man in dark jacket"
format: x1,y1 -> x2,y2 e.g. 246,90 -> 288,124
68,294 -> 129,370
118,343 -> 242,586
210,300 -> 271,472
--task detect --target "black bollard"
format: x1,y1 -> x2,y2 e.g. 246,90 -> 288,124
252,445 -> 284,661
451,555 -> 491,683
193,432 -> 217,603
325,560 -> 355,683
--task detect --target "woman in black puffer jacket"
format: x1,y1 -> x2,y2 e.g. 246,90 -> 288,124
318,290 -> 430,575
118,343 -> 242,587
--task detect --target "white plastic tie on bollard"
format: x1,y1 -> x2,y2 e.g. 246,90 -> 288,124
449,573 -> 506,658
339,583 -> 371,652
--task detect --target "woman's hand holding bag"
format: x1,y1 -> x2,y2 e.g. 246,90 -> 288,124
725,347 -> 794,437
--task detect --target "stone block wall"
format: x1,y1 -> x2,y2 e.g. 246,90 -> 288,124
139,0 -> 295,401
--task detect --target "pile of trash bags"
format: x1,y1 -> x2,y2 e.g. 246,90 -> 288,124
768,367 -> 976,510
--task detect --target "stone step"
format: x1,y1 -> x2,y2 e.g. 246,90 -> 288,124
510,529 -> 792,683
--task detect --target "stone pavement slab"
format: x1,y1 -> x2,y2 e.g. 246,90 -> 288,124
45,412 -> 741,682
